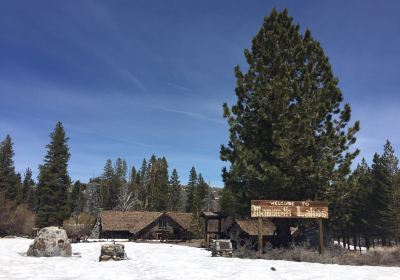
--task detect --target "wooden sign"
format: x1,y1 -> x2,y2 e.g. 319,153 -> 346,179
251,200 -> 328,219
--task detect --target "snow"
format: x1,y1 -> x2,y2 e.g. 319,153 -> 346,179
0,238 -> 399,280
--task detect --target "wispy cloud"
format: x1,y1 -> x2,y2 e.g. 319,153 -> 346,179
66,123 -> 156,149
166,81 -> 192,93
97,54 -> 146,91
145,104 -> 225,125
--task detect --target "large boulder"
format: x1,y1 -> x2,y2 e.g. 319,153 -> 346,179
27,227 -> 72,257
99,244 -> 127,261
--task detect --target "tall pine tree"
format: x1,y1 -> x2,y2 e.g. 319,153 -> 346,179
220,9 -> 359,245
23,168 -> 37,211
196,174 -> 209,212
22,168 -> 35,203
0,135 -> 18,200
36,122 -> 71,227
186,166 -> 197,213
169,168 -> 181,211
153,157 -> 169,211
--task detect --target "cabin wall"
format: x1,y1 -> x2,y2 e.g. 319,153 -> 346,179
138,215 -> 188,240
101,230 -> 133,239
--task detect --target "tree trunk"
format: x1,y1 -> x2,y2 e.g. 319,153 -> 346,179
341,233 -> 346,249
274,219 -> 292,247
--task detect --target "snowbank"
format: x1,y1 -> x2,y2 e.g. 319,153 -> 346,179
0,238 -> 399,280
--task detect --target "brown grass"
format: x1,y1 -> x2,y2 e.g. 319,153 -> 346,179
234,243 -> 400,267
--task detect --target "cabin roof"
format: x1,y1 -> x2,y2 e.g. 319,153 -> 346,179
166,212 -> 193,230
235,219 -> 276,236
100,211 -> 193,234
233,219 -> 298,236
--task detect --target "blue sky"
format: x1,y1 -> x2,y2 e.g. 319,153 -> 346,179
0,0 -> 399,186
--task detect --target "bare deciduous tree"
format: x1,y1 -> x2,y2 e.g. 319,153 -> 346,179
0,192 -> 36,236
115,184 -> 141,211
63,213 -> 95,242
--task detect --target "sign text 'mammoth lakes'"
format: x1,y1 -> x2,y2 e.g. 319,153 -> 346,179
251,200 -> 329,219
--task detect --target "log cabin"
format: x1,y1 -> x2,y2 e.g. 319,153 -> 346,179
99,210 -> 194,241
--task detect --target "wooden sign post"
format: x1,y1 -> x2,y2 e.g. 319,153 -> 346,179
318,219 -> 324,254
251,200 -> 329,254
257,217 -> 262,254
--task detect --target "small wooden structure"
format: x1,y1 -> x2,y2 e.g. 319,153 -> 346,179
228,219 -> 275,249
211,239 -> 233,257
100,211 -> 193,241
200,212 -> 228,247
227,218 -> 298,249
32,227 -> 40,237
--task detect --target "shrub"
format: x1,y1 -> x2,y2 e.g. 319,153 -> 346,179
233,242 -> 400,266
0,192 -> 36,236
63,213 -> 95,243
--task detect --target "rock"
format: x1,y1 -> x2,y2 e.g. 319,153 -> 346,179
100,255 -> 111,261
271,267 -> 277,271
99,244 -> 127,262
27,227 -> 72,257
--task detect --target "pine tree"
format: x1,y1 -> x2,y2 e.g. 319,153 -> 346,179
196,174 -> 209,211
186,166 -> 197,212
137,159 -> 147,208
381,141 -> 399,241
169,168 -> 181,211
36,122 -> 71,227
0,135 -> 18,200
23,168 -> 38,211
130,166 -> 137,184
393,171 -> 400,242
153,157 -> 169,211
351,159 -> 373,248
128,165 -> 138,197
70,180 -> 86,216
22,168 -> 35,203
140,159 -> 147,179
220,9 -> 359,245
103,159 -> 114,181
144,155 -> 157,210
101,159 -> 116,209
15,173 -> 23,204
115,158 -> 127,183
371,153 -> 392,244
331,159 -> 373,250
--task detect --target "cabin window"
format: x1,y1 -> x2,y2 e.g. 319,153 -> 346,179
158,218 -> 167,229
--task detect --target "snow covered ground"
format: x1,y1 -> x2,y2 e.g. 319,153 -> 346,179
0,238 -> 399,280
